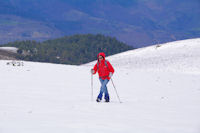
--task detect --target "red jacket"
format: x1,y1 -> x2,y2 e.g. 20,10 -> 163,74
93,52 -> 114,80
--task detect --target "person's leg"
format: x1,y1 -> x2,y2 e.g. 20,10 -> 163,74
97,78 -> 104,100
102,79 -> 110,102
97,78 -> 110,102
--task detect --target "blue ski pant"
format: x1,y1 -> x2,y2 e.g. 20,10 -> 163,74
97,78 -> 110,100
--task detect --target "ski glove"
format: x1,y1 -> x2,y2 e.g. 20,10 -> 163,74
91,69 -> 95,74
109,72 -> 113,78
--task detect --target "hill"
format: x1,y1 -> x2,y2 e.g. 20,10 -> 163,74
102,38 -> 200,74
0,49 -> 17,60
0,38 -> 200,133
1,34 -> 133,65
0,0 -> 200,47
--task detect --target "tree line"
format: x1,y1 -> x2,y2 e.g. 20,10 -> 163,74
2,34 -> 134,65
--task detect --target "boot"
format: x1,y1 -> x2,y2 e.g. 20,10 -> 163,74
105,99 -> 110,102
96,98 -> 101,102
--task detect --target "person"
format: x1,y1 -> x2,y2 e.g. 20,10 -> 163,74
91,52 -> 114,102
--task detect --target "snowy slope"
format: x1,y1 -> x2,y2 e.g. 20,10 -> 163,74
0,38 -> 200,133
87,38 -> 200,74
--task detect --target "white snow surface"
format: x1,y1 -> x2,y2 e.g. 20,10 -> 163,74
0,38 -> 200,133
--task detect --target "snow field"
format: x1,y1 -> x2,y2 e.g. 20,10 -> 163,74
0,38 -> 200,133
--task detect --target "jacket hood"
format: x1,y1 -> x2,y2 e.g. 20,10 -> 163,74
97,52 -> 105,61
97,52 -> 105,58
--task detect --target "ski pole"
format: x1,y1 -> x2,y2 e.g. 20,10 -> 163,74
111,78 -> 122,103
91,73 -> 93,101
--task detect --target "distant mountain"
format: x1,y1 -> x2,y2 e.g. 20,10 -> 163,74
1,34 -> 133,65
0,15 -> 63,44
0,0 -> 200,47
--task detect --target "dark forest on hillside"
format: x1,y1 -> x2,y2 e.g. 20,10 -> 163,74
2,34 -> 133,65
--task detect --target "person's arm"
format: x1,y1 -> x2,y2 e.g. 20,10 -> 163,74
91,63 -> 98,74
107,61 -> 114,74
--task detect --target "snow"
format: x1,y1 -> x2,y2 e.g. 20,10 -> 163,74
87,38 -> 200,74
0,38 -> 200,133
0,47 -> 18,53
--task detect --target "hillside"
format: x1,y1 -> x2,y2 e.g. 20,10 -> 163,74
0,47 -> 19,60
100,38 -> 200,74
0,0 -> 200,47
1,34 -> 133,65
0,49 -> 17,60
0,15 -> 63,44
0,38 -> 200,133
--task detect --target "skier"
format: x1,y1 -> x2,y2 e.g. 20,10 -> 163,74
91,52 -> 114,102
